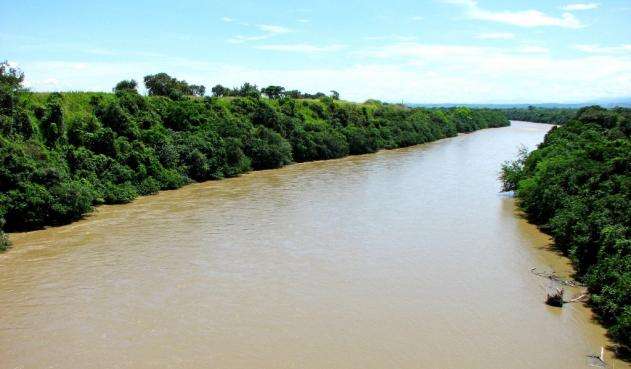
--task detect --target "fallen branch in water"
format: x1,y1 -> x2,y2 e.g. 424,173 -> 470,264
587,347 -> 606,368
546,287 -> 564,307
530,267 -> 583,287
531,267 -> 590,306
565,293 -> 589,303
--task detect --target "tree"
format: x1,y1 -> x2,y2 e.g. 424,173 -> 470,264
0,212 -> 9,251
211,84 -> 230,97
0,61 -> 24,90
189,84 -> 206,97
0,65 -> 513,257
0,61 -> 24,121
262,85 -> 285,99
143,73 -> 205,98
285,90 -> 302,99
0,229 -> 8,251
99,100 -> 139,138
144,73 -> 177,97
500,107 -> 631,350
0,62 -> 34,139
303,92 -> 326,99
330,90 -> 340,100
244,126 -> 292,169
238,82 -> 260,98
41,94 -> 65,146
113,79 -> 138,93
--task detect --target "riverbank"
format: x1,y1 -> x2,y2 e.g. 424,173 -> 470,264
3,124 -> 504,247
0,71 -> 509,242
3,122 -> 624,369
501,107 -> 631,356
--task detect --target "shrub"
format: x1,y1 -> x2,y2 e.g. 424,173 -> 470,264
244,126 -> 292,169
501,106 -> 631,351
0,67 -> 510,245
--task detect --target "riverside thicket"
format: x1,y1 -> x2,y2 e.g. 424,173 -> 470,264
501,106 -> 631,352
500,106 -> 576,125
0,62 -> 508,244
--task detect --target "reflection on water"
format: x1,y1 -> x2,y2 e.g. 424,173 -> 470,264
1,122 -> 625,369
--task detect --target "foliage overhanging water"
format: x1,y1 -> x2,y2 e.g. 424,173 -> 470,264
1,122 -> 625,369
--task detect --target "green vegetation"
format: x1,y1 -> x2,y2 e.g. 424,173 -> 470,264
0,220 -> 8,251
501,106 -> 577,125
0,62 -> 508,246
501,106 -> 631,352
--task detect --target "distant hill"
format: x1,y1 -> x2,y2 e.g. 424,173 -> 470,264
408,97 -> 631,109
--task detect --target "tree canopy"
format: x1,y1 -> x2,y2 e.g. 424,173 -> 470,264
500,106 -> 577,125
143,73 -> 205,98
0,67 -> 508,255
501,106 -> 631,352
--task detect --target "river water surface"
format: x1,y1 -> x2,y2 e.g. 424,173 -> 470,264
1,121 -> 625,369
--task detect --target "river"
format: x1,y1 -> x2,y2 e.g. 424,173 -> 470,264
1,121 -> 625,369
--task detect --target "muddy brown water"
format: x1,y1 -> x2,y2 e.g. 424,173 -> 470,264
1,121 -> 626,369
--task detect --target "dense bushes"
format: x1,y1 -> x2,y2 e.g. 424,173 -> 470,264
244,126 -> 292,169
0,65 -> 509,245
501,106 -> 631,351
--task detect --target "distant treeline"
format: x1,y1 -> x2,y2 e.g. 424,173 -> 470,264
500,106 -> 577,125
501,106 -> 631,352
0,62 -> 508,248
138,72 -> 339,100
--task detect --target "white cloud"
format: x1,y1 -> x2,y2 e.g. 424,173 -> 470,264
42,78 -> 60,86
228,35 -> 269,43
257,24 -> 291,34
411,16 -> 424,21
517,46 -> 549,53
213,57 -> 631,103
228,24 -> 291,44
362,43 -> 488,59
561,3 -> 600,11
445,0 -> 584,28
355,41 -> 631,101
221,17 -> 234,22
15,40 -> 631,103
86,48 -> 117,56
574,44 -> 631,53
475,32 -> 515,40
363,35 -> 417,42
255,43 -> 346,53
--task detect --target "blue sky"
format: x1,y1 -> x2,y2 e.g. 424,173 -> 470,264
1,0 -> 630,103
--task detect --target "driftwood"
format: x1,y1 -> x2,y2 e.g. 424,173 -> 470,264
530,267 -> 583,287
587,347 -> 606,368
531,267 -> 590,306
546,287 -> 564,307
566,293 -> 589,303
